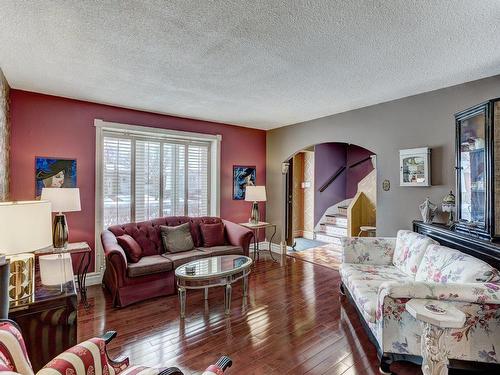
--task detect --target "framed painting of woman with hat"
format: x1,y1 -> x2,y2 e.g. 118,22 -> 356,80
35,157 -> 77,198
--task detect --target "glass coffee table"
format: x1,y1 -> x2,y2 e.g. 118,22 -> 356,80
175,255 -> 253,318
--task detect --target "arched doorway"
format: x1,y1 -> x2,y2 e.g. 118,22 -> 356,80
283,142 -> 376,263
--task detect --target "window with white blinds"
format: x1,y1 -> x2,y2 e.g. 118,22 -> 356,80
102,132 -> 211,227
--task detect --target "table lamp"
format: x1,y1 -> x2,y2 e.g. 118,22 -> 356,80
39,253 -> 75,292
41,188 -> 81,248
245,186 -> 266,224
442,190 -> 456,227
0,201 -> 52,306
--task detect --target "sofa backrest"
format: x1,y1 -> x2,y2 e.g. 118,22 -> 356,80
107,216 -> 223,256
415,244 -> 500,283
392,230 -> 438,278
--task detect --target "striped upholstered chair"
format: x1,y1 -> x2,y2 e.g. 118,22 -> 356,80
0,320 -> 232,375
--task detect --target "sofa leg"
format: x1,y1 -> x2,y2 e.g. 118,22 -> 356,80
379,355 -> 392,375
339,282 -> 346,297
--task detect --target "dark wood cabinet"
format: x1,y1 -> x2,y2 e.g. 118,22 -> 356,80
8,280 -> 77,372
455,98 -> 500,240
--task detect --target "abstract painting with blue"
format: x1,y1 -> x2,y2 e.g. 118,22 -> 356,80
233,166 -> 256,200
35,157 -> 77,198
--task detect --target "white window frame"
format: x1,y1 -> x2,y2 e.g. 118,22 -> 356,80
94,119 -> 221,275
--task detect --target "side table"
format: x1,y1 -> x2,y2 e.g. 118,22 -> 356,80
239,221 -> 277,261
406,299 -> 466,375
35,242 -> 92,307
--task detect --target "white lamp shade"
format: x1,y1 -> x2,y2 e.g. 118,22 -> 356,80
245,186 -> 267,202
39,253 -> 74,286
41,188 -> 81,212
0,201 -> 52,255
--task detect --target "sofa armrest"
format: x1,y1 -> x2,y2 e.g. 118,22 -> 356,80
377,281 -> 500,310
101,230 -> 128,286
341,237 -> 396,265
38,337 -> 130,375
223,219 -> 253,256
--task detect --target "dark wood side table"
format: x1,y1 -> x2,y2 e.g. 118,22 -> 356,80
35,242 -> 92,307
239,221 -> 277,261
9,280 -> 77,372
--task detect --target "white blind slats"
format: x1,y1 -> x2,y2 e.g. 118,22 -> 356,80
103,138 -> 132,227
102,132 -> 210,227
135,140 -> 161,221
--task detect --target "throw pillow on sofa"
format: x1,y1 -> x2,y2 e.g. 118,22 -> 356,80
160,222 -> 195,253
200,222 -> 226,247
117,234 -> 143,263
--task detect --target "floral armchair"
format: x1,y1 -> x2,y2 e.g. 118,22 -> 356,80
0,319 -> 232,375
339,230 -> 500,374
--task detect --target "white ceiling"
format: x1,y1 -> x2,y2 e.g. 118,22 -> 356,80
1,1 -> 499,130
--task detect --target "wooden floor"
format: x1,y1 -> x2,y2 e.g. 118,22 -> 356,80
78,255 -> 421,375
287,244 -> 343,270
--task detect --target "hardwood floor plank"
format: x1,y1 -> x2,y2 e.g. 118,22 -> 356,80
78,256 -> 420,374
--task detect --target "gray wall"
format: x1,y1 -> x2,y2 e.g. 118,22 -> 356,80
267,75 -> 500,241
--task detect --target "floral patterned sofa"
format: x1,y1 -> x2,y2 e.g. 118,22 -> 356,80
339,230 -> 500,374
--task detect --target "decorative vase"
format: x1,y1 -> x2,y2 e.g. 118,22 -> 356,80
419,197 -> 437,224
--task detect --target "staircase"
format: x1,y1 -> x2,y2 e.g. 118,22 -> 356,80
314,202 -> 350,247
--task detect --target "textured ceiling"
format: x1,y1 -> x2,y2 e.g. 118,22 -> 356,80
1,1 -> 499,130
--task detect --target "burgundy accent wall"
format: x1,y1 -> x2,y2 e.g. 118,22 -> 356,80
314,143 -> 346,226
9,90 -> 266,271
346,145 -> 374,198
314,142 -> 374,226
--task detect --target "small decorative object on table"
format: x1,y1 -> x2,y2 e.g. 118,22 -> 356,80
185,265 -> 196,275
419,197 -> 437,224
406,299 -> 466,375
441,191 -> 456,227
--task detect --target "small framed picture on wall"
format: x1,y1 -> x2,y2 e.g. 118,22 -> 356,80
233,165 -> 256,200
399,147 -> 431,187
35,157 -> 77,198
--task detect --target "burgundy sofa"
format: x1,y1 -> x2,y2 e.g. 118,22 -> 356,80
101,216 -> 253,307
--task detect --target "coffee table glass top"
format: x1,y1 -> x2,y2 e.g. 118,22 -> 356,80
175,255 -> 252,279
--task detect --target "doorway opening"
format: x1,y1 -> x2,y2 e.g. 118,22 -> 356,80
284,142 -> 376,268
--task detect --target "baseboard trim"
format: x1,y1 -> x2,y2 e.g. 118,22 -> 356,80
79,271 -> 103,287
257,241 -> 283,254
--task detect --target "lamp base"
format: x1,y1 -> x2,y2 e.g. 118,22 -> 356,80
53,213 -> 69,249
7,253 -> 35,307
250,202 -> 260,224
0,260 -> 10,318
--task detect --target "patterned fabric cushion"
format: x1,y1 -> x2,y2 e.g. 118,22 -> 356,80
119,365 -> 159,375
117,234 -> 143,263
200,222 -> 226,247
0,321 -> 34,375
392,230 -> 438,277
340,264 -> 412,323
341,237 -> 396,265
415,244 -> 500,283
160,223 -> 195,253
348,279 -> 383,323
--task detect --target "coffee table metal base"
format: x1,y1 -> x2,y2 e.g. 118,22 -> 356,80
178,272 -> 250,319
